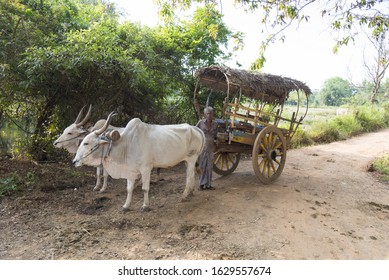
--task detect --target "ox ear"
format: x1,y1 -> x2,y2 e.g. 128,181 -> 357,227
107,130 -> 121,141
78,126 -> 89,133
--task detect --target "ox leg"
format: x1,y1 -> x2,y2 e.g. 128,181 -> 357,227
182,160 -> 196,200
123,179 -> 136,211
93,165 -> 103,191
140,168 -> 152,212
99,168 -> 109,193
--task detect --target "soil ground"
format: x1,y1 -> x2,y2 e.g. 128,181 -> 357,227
1,129 -> 389,260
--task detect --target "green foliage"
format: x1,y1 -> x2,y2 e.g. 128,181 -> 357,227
156,4 -> 237,69
320,77 -> 353,106
156,0 -> 389,68
329,114 -> 362,139
353,106 -> 387,132
289,128 -> 314,148
0,170 -> 39,197
371,153 -> 389,182
309,121 -> 341,143
1,1 -> 234,160
349,78 -> 389,106
308,106 -> 388,144
0,0 -> 120,159
0,173 -> 22,196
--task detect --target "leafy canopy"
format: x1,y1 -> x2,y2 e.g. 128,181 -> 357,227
320,77 -> 353,106
154,0 -> 389,69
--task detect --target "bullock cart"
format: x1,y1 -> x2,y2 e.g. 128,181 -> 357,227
193,65 -> 312,184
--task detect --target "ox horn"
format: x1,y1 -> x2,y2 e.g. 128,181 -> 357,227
74,105 -> 86,124
75,104 -> 92,127
94,111 -> 117,136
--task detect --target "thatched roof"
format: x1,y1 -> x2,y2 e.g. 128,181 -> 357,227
194,65 -> 312,105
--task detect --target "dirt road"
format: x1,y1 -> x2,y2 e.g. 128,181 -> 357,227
1,129 -> 389,260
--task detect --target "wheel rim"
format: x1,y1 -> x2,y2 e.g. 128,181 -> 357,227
213,152 -> 240,176
252,126 -> 286,184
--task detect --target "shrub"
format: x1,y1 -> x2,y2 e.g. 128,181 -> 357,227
353,106 -> 386,132
306,106 -> 388,145
0,174 -> 22,197
309,121 -> 341,143
289,128 -> 314,148
328,114 -> 362,139
371,153 -> 389,182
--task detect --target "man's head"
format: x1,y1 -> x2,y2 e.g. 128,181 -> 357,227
204,106 -> 214,121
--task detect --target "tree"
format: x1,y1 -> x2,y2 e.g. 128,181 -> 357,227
1,1 -> 236,160
363,31 -> 389,104
320,77 -> 353,106
0,0 -> 119,159
154,0 -> 389,69
153,5 -> 240,122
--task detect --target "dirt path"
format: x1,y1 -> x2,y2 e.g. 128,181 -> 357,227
1,129 -> 389,260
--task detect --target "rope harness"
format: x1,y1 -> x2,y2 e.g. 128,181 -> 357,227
73,129 -> 114,165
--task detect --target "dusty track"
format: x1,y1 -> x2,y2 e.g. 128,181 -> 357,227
1,129 -> 389,260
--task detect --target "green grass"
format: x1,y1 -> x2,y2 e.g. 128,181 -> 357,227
0,174 -> 23,197
0,171 -> 38,197
300,106 -> 388,144
371,153 -> 389,183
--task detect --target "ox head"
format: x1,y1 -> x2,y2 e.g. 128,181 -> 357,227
53,105 -> 92,154
72,111 -> 120,167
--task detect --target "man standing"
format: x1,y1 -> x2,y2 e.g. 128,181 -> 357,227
196,107 -> 218,190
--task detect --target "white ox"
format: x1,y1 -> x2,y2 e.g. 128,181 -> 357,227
72,112 -> 205,212
53,105 -> 122,192
336,108 -> 349,116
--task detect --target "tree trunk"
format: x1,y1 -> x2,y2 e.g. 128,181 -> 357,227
29,93 -> 58,161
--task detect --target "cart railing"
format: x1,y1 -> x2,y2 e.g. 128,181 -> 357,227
222,97 -> 304,147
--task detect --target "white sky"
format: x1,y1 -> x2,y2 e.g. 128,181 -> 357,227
112,0 -> 384,91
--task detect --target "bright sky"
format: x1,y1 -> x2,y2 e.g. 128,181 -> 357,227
112,0 -> 383,91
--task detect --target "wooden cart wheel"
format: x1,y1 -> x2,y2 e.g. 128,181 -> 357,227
252,125 -> 287,184
213,152 -> 240,176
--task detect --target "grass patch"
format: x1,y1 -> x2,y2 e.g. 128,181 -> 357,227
306,106 -> 388,144
353,107 -> 387,132
0,171 -> 38,197
0,173 -> 23,197
370,153 -> 389,183
289,128 -> 314,148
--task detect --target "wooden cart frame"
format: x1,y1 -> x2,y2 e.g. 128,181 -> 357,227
193,65 -> 312,184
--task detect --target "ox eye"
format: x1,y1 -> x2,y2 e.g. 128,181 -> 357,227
67,132 -> 72,135
83,142 -> 89,146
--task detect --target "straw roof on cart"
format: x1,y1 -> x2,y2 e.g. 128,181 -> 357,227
194,65 -> 312,105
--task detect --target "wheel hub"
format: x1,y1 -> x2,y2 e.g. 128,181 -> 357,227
266,149 -> 276,161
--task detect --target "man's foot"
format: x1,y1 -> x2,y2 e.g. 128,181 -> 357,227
199,185 -> 215,191
200,185 -> 215,191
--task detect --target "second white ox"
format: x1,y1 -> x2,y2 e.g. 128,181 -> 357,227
53,105 -> 122,192
72,112 -> 205,211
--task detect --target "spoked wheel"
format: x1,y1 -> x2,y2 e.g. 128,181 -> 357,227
252,125 -> 287,184
213,152 -> 240,176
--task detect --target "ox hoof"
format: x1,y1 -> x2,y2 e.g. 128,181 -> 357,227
99,189 -> 106,193
140,206 -> 151,212
181,192 -> 194,202
122,206 -> 130,212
